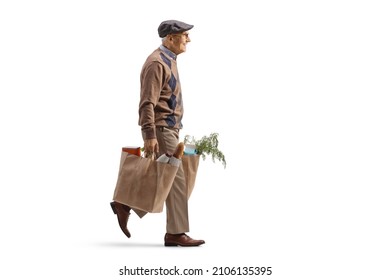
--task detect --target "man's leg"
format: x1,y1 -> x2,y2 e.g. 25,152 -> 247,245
156,127 -> 205,246
156,127 -> 189,233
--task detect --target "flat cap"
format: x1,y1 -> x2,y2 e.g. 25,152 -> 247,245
158,20 -> 194,38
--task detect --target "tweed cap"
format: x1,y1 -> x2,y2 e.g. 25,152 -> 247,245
158,20 -> 194,38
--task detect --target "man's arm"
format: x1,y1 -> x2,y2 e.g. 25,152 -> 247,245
139,62 -> 164,154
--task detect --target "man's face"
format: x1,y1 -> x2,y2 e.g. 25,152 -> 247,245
167,32 -> 191,55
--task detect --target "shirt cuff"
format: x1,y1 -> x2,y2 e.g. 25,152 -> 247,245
142,126 -> 156,140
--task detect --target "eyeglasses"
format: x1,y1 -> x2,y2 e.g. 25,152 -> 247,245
171,33 -> 190,39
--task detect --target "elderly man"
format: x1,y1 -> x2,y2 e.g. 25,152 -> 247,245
110,20 -> 204,247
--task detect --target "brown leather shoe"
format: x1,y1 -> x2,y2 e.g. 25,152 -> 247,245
110,201 -> 131,238
164,233 -> 205,247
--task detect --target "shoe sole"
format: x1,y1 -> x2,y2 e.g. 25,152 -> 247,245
164,242 -> 205,247
164,243 -> 179,247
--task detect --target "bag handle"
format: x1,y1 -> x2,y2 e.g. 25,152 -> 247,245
144,151 -> 156,161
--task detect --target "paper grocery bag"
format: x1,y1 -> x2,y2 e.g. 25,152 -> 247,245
113,151 -> 179,213
181,154 -> 200,199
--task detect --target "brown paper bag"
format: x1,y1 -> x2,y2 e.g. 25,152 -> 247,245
113,152 -> 179,213
182,154 -> 200,199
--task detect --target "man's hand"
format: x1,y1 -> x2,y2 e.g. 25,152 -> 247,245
144,138 -> 159,156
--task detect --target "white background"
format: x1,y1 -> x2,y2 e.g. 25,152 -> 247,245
1,0 -> 389,279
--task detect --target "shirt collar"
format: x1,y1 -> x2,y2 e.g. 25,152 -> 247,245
159,45 -> 177,61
